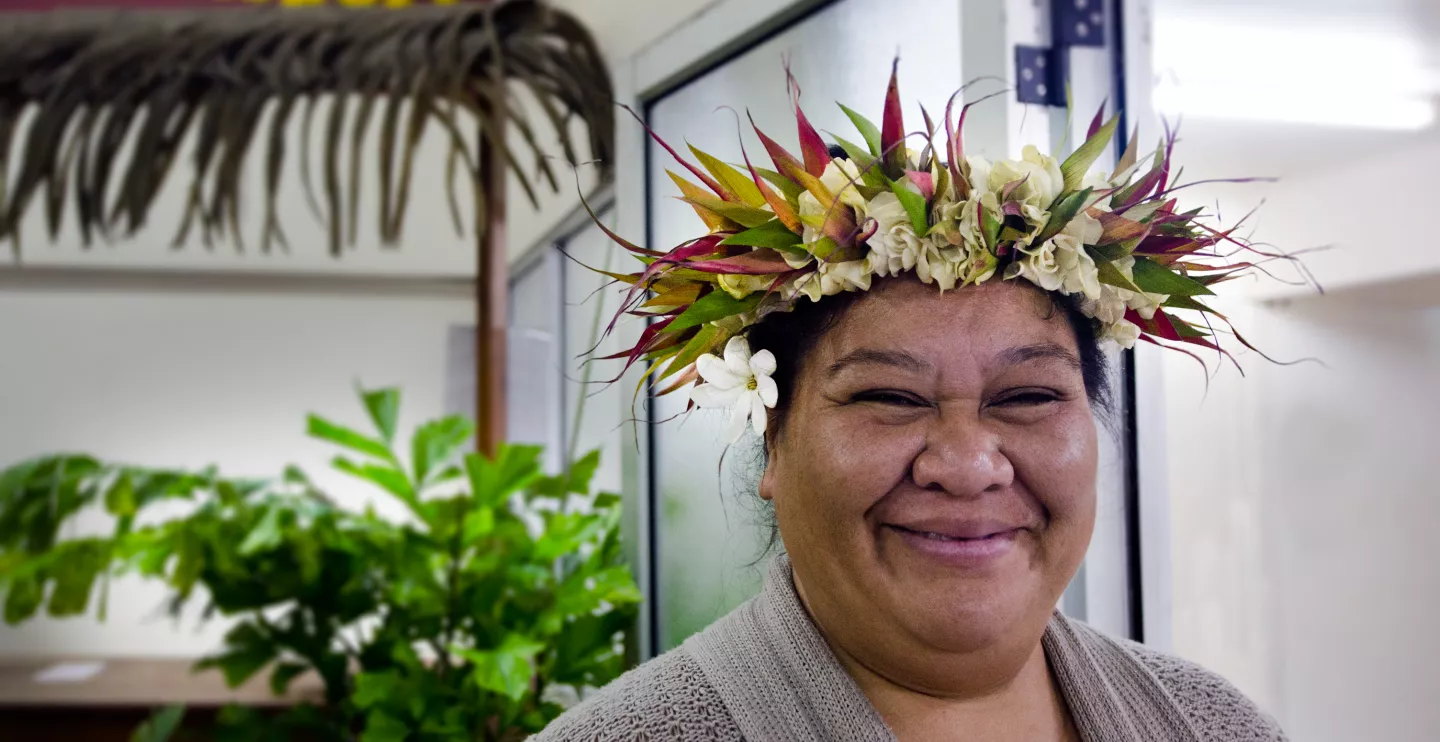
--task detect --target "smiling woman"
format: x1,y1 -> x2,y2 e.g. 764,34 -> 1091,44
534,64 -> 1292,741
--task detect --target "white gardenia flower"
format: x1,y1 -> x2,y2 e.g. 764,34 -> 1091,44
1003,211 -> 1102,296
858,191 -> 950,288
791,257 -> 873,302
1053,212 -> 1104,302
689,336 -> 779,443
1102,318 -> 1143,349
987,145 -> 1064,223
1083,285 -> 1130,326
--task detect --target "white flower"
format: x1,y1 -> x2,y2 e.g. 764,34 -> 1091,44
1004,242 -> 1057,290
987,145 -> 1064,224
1101,319 -> 1142,349
689,336 -> 779,443
791,257 -> 873,302
1054,212 -> 1104,301
1081,170 -> 1115,209
865,191 -> 938,281
717,273 -> 774,299
1006,211 -> 1105,302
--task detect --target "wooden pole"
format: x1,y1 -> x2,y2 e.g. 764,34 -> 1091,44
476,116 -> 507,457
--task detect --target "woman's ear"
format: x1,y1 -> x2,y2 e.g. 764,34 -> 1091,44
758,458 -> 777,502
758,425 -> 778,502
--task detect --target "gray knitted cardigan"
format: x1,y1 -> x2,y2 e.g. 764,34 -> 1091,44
535,556 -> 1284,741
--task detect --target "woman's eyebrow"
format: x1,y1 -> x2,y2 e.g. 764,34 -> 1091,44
826,348 -> 931,377
997,342 -> 1083,370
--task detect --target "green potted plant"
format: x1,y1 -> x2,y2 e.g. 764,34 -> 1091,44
0,387 -> 640,741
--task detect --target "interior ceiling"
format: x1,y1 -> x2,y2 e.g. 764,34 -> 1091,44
1153,0 -> 1440,182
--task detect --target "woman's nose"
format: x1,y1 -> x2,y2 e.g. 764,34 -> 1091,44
910,409 -> 1015,497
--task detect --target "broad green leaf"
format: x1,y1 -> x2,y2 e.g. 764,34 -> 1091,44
839,103 -> 882,157
410,415 -> 474,485
307,415 -> 394,463
459,634 -> 546,702
1132,257 -> 1215,297
237,505 -> 284,556
689,146 -> 766,208
594,492 -> 622,509
464,444 -> 544,508
891,178 -> 930,236
360,709 -> 410,742
104,473 -> 137,518
564,450 -> 602,497
46,539 -> 109,617
130,705 -> 186,742
196,623 -> 277,688
534,511 -> 610,562
1060,113 -> 1119,192
665,290 -> 763,334
333,457 -> 417,509
353,670 -> 400,709
552,566 -> 641,621
269,661 -> 309,697
462,507 -> 495,542
718,219 -> 802,251
360,387 -> 401,443
4,572 -> 43,624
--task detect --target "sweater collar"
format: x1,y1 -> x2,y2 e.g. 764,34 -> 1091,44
684,554 -> 1203,742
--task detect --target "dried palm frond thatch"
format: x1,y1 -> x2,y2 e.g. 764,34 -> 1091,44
0,0 -> 614,258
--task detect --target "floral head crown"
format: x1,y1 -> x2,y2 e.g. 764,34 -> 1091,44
591,63 -> 1279,442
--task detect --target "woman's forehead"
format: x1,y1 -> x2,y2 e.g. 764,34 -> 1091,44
815,279 -> 1081,371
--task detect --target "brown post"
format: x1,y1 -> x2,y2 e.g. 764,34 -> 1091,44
476,117 -> 508,457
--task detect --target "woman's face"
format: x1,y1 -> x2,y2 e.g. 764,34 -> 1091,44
760,277 -> 1098,668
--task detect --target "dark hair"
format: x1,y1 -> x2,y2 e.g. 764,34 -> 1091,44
745,281 -> 1115,441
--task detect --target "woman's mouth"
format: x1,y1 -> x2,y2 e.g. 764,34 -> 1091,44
885,524 -> 1020,566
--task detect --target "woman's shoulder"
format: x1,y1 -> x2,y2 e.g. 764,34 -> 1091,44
530,645 -> 743,742
1110,633 -> 1286,741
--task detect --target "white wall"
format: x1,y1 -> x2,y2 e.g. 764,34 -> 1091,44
1163,288 -> 1440,740
0,283 -> 473,657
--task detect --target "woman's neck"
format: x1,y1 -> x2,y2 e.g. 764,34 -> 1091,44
831,636 -> 1078,742
793,574 -> 1078,742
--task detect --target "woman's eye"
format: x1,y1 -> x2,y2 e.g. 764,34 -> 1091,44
852,390 -> 927,407
993,389 -> 1061,407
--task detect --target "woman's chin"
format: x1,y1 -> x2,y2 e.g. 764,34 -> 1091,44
875,556 -> 1050,653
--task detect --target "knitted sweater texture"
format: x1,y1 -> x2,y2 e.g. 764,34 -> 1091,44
534,557 -> 1284,741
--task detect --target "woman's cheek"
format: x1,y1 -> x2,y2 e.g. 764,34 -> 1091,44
1007,409 -> 1098,514
818,409 -> 923,503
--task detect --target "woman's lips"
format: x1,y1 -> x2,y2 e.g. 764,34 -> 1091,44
885,523 -> 1020,566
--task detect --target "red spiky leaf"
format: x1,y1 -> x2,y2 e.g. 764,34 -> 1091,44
785,65 -> 831,177
881,58 -> 906,172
